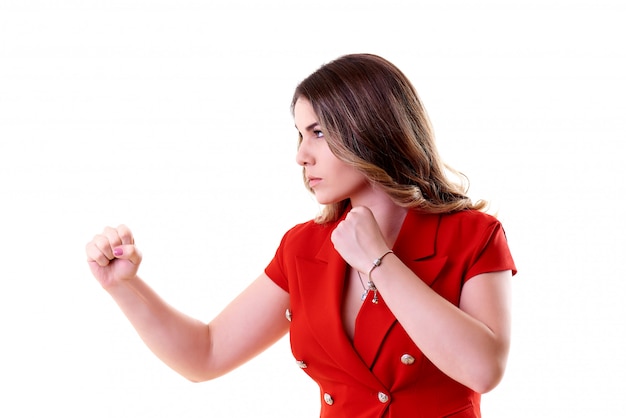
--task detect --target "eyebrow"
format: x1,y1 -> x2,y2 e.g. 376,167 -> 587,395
295,122 -> 320,132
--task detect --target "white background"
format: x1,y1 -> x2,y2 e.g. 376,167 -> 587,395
1,0 -> 625,416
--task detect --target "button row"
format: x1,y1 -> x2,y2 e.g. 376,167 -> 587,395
323,391 -> 390,405
296,351 -> 415,407
296,354 -> 415,371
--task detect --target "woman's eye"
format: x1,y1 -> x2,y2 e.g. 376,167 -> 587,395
313,130 -> 324,138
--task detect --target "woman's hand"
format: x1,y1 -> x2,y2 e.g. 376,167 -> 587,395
331,206 -> 390,274
86,225 -> 142,289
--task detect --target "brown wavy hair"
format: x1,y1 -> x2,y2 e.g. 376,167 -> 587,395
292,53 -> 487,224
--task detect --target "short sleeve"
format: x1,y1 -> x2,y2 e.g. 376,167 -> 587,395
465,221 -> 517,281
264,232 -> 290,293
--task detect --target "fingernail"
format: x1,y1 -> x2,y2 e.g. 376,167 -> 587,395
113,248 -> 123,256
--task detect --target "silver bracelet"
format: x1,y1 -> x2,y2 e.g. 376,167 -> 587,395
367,250 -> 394,304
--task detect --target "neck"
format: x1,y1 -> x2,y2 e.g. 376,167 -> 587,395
350,191 -> 408,249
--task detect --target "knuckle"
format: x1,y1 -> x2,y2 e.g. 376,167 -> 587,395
92,236 -> 114,259
87,248 -> 109,266
95,254 -> 110,266
118,225 -> 134,244
102,226 -> 116,235
93,234 -> 109,248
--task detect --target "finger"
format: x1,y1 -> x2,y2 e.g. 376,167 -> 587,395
95,233 -> 117,260
86,238 -> 112,267
102,226 -> 123,249
112,244 -> 142,266
117,224 -> 135,246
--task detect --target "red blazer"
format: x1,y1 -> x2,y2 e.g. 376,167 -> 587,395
266,209 -> 516,418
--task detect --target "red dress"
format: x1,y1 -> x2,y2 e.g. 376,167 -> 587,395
265,209 -> 517,417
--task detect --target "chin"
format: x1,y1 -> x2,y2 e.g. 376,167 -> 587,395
315,198 -> 333,205
314,194 -> 346,206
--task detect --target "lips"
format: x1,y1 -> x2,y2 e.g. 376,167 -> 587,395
307,177 -> 322,188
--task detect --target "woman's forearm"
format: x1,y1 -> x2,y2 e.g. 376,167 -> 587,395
371,256 -> 512,393
105,276 -> 214,382
103,273 -> 290,383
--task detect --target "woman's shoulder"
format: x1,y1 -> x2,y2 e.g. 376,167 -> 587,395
279,217 -> 337,245
285,219 -> 336,239
441,209 -> 500,224
437,209 -> 504,237
267,218 -> 338,263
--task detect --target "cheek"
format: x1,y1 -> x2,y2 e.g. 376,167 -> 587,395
340,166 -> 367,185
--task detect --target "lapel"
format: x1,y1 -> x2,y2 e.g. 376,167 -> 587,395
294,210 -> 447,378
392,209 -> 447,288
353,210 -> 448,367
295,215 -> 385,388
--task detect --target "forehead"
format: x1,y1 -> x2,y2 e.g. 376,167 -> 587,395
294,98 -> 319,130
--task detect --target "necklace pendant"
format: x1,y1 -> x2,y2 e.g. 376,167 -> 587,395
361,289 -> 368,301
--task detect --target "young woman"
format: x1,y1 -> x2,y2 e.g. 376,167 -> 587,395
86,53 -> 516,417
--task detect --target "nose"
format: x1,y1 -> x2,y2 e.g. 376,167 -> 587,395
296,138 -> 313,166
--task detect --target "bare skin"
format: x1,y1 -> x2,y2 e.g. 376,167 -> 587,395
86,225 -> 290,382
86,97 -> 512,393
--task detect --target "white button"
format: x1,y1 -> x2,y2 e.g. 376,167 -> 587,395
377,392 -> 389,403
401,354 -> 415,365
296,360 -> 307,369
323,393 -> 334,405
285,309 -> 292,321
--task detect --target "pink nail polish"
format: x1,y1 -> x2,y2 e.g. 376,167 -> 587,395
113,248 -> 123,256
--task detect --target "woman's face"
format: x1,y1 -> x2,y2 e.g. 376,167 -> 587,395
294,97 -> 369,205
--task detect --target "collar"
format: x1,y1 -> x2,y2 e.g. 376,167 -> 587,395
294,209 -> 445,380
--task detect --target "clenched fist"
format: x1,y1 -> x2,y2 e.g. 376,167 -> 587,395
86,225 -> 142,289
331,206 -> 390,274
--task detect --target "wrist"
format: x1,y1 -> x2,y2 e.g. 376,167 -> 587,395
367,250 -> 394,283
102,274 -> 139,293
364,250 -> 393,304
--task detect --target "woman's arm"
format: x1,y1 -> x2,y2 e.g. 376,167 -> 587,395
371,261 -> 512,394
331,208 -> 512,394
86,225 -> 290,382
